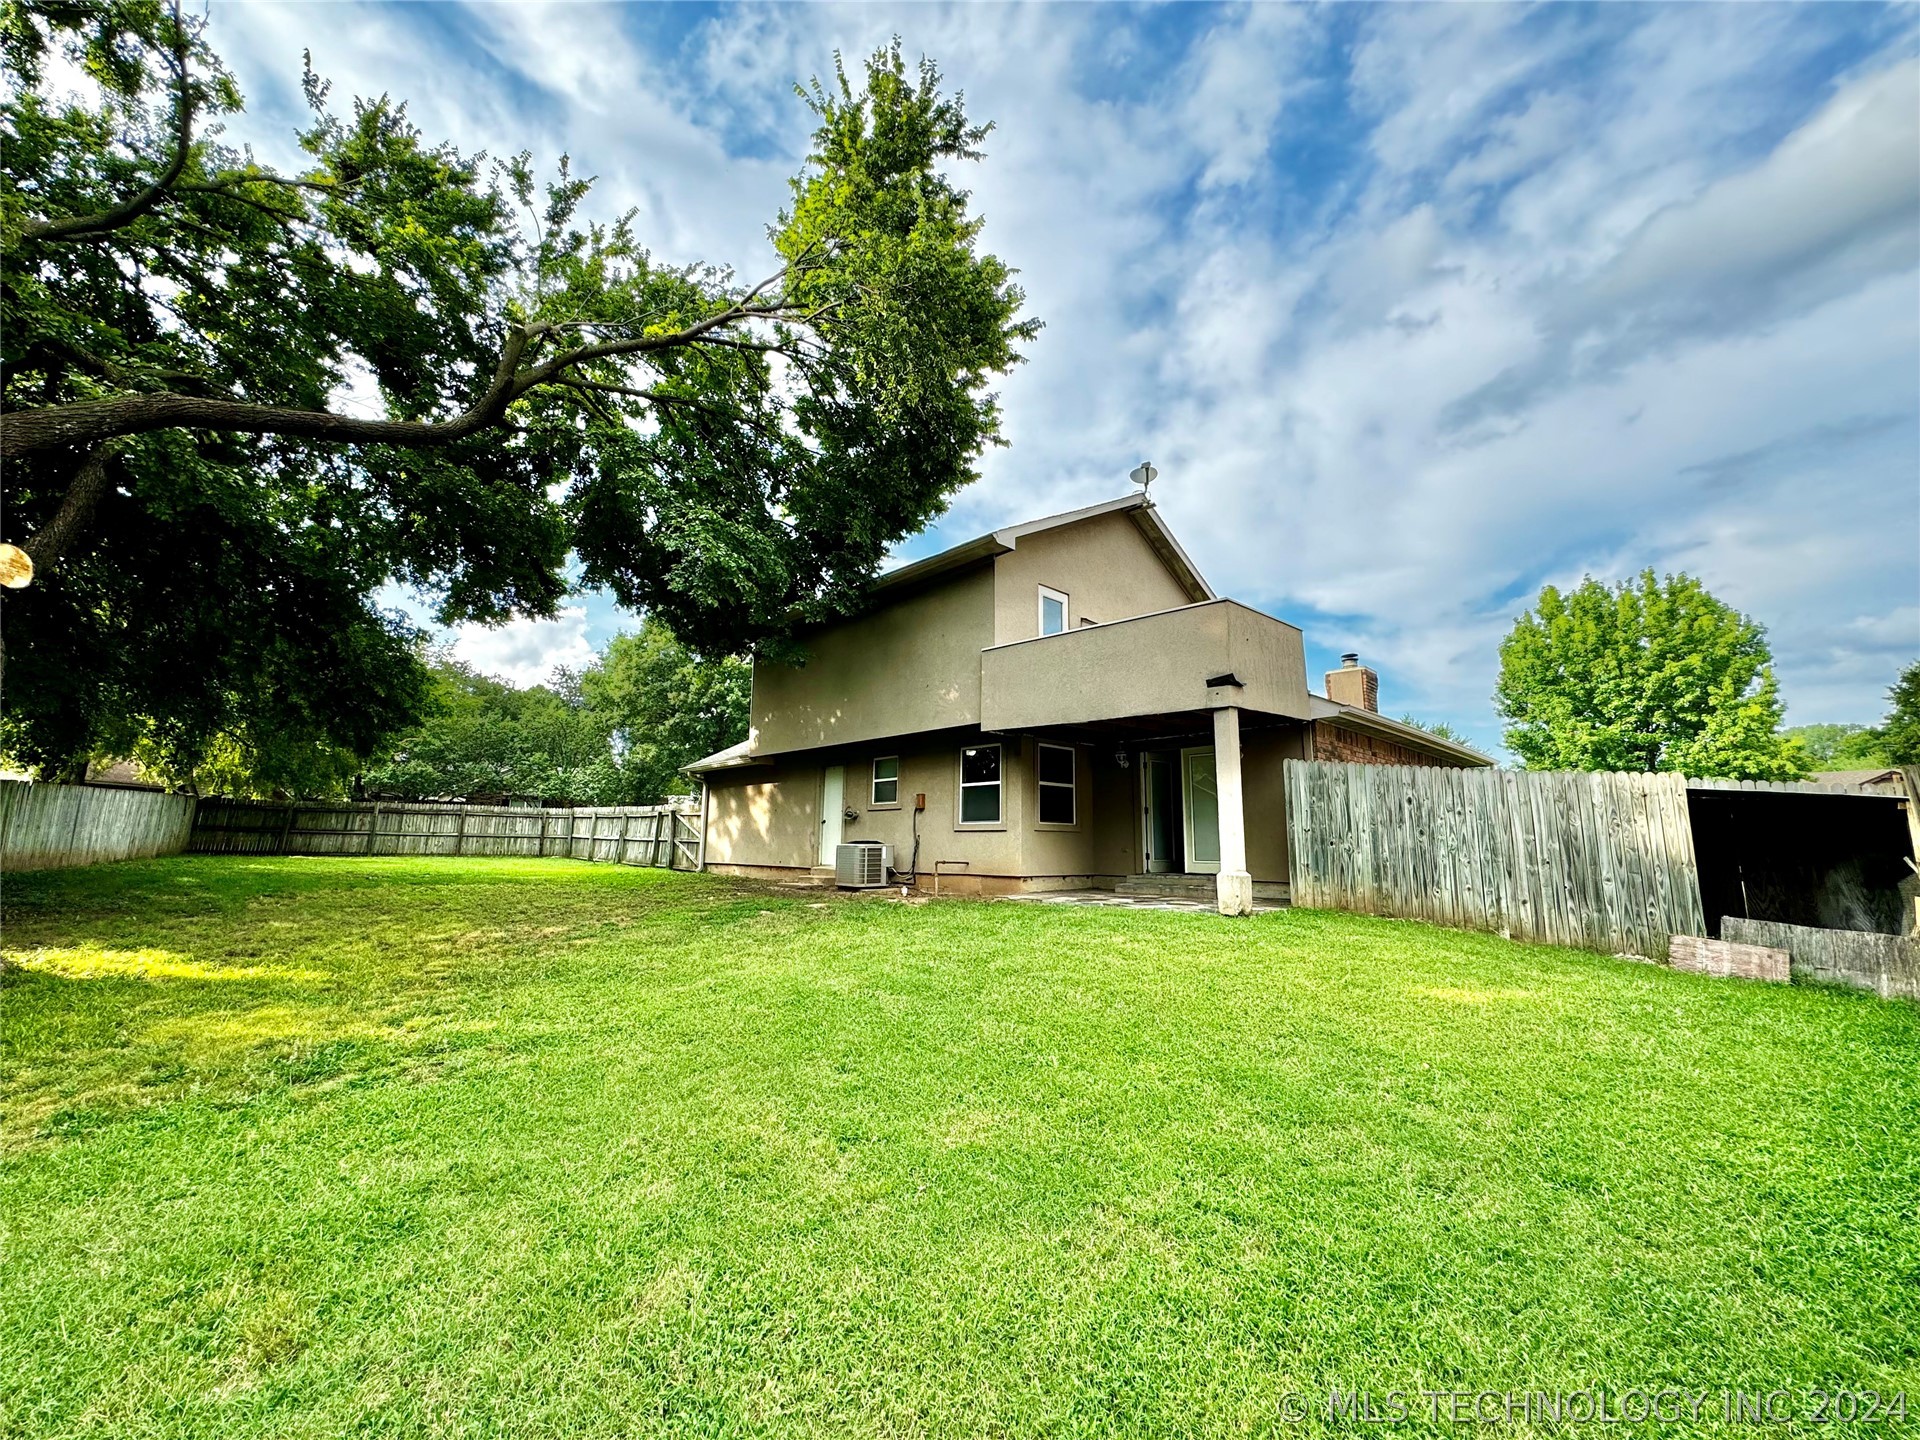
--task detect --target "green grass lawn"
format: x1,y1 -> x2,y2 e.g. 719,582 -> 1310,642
4,857 -> 1917,1438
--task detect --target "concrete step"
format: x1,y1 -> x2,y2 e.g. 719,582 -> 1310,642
1115,874 -> 1291,902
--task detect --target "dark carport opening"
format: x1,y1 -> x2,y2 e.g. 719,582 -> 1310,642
1687,786 -> 1915,938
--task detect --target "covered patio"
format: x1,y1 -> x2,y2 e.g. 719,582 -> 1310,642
980,596 -> 1315,914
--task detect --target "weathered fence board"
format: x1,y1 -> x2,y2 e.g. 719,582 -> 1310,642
1284,761 -> 1707,958
189,798 -> 698,869
1,781 -> 197,872
1722,917 -> 1920,1001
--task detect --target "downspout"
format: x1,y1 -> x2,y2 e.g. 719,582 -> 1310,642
696,777 -> 709,872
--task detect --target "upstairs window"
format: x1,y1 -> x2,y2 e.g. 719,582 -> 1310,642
1039,585 -> 1069,636
1036,743 -> 1076,825
872,756 -> 899,806
959,744 -> 1003,824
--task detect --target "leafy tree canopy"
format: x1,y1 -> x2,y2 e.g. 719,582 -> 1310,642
579,618 -> 750,804
1494,570 -> 1808,780
1782,723 -> 1892,770
356,625 -> 748,807
1,1 -> 1036,783
360,652 -> 624,805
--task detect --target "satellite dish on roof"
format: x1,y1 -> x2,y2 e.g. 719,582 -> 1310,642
1129,461 -> 1157,492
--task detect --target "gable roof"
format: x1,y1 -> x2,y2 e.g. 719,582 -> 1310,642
870,493 -> 1214,604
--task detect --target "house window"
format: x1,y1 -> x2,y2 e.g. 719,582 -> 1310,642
959,743 -> 1002,824
1038,585 -> 1069,636
1036,743 -> 1076,825
871,756 -> 900,807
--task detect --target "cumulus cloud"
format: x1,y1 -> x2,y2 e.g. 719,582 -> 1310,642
445,607 -> 596,689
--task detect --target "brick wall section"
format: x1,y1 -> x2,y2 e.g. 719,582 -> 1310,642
1310,723 -> 1434,768
1669,935 -> 1790,983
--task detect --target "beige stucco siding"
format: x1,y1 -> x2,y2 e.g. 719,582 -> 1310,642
991,511 -> 1193,643
1243,727 -> 1308,882
702,758 -> 823,869
749,566 -> 994,756
981,600 -> 1310,731
703,731 -> 1135,882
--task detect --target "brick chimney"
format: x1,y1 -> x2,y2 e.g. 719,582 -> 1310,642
1325,652 -> 1379,712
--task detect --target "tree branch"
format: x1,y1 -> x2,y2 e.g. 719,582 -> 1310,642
0,283 -> 812,458
1,325 -> 533,459
20,6 -> 197,244
20,444 -> 117,576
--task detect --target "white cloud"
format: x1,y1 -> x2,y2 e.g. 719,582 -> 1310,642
447,607 -> 595,689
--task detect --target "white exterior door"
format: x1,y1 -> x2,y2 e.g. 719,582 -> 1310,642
1182,747 -> 1220,874
818,765 -> 845,865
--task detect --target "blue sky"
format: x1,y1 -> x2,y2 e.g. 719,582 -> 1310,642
205,2 -> 1919,752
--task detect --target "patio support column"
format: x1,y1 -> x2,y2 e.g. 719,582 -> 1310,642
1211,705 -> 1254,916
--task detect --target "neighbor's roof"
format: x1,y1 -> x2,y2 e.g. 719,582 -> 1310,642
1812,768 -> 1904,787
1308,695 -> 1497,767
871,492 -> 1215,605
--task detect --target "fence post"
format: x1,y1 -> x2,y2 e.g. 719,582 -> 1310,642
619,811 -> 633,865
365,802 -> 381,855
277,804 -> 296,856
537,811 -> 549,858
454,806 -> 468,857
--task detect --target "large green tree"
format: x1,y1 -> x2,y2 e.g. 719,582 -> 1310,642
1494,571 -> 1808,780
580,619 -> 750,803
1,1 -> 1035,781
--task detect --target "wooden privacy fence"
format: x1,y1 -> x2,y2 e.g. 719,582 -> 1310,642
1284,761 -> 1706,958
189,799 -> 701,869
2,781 -> 197,872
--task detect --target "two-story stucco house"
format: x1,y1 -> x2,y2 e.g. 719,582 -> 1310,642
689,493 -> 1489,913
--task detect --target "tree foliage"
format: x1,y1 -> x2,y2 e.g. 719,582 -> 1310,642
355,626 -> 748,807
359,654 -> 623,805
1494,571 -> 1808,780
1878,660 -> 1920,766
1,2 -> 1035,781
1397,714 -> 1472,746
1782,723 -> 1891,769
580,619 -> 750,804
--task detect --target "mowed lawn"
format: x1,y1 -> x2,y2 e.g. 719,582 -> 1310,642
4,859 -> 1917,1439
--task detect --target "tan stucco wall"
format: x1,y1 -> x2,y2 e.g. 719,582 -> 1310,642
981,600 -> 1310,731
702,757 -> 823,870
706,723 -> 1306,884
749,566 -> 994,756
991,511 -> 1194,643
704,731 -> 1136,881
1243,726 -> 1309,882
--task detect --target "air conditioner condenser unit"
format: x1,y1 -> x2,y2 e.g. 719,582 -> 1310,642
835,841 -> 892,888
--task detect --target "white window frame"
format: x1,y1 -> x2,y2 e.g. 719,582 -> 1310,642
871,755 -> 900,808
1038,585 -> 1070,637
1035,742 -> 1077,828
957,742 -> 1004,828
